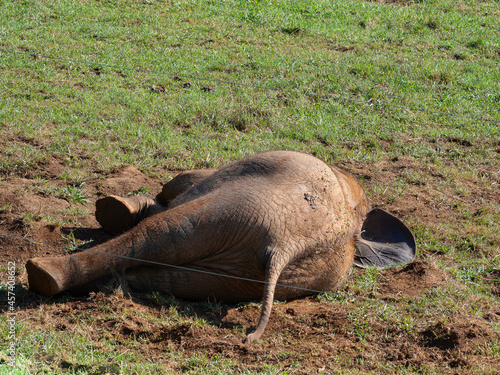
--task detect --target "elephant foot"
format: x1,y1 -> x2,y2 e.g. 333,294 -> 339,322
95,195 -> 164,235
26,257 -> 70,296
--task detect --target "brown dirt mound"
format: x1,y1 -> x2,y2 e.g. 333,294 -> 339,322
420,321 -> 492,350
484,270 -> 500,297
96,165 -> 157,197
0,161 -> 163,265
379,260 -> 450,297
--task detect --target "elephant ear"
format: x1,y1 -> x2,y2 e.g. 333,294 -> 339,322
353,208 -> 416,268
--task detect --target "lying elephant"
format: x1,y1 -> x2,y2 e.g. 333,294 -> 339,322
26,151 -> 415,343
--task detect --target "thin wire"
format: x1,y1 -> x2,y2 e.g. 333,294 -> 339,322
1,48 -> 499,124
1,231 -> 498,324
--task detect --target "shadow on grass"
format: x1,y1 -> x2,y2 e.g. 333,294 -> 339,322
60,226 -> 115,250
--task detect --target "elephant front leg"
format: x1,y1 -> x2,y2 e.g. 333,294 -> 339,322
95,195 -> 166,234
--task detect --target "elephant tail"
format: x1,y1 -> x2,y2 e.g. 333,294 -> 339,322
245,248 -> 289,344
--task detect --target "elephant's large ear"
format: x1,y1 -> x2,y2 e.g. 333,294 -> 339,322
353,208 -> 416,268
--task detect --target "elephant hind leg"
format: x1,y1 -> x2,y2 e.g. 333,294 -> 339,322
96,169 -> 216,234
95,195 -> 166,235
155,169 -> 216,206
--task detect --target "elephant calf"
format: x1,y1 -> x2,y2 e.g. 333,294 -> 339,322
26,151 -> 415,343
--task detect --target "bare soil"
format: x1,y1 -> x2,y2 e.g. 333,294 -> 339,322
1,143 -> 499,373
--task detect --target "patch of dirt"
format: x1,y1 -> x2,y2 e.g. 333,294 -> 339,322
1,141 -> 499,373
484,270 -> 500,297
13,290 -> 500,373
96,165 -> 156,197
379,261 -> 449,297
420,322 -> 491,351
0,161 -> 162,263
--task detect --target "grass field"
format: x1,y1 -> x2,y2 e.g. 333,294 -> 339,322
0,0 -> 499,373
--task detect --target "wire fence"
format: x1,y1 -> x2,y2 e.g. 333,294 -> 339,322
1,231 -> 498,325
1,48 -> 499,124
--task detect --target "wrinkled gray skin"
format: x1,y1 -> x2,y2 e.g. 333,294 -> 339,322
26,151 -> 415,343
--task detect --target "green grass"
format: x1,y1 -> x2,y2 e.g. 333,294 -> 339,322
0,0 -> 499,373
1,0 -> 499,175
